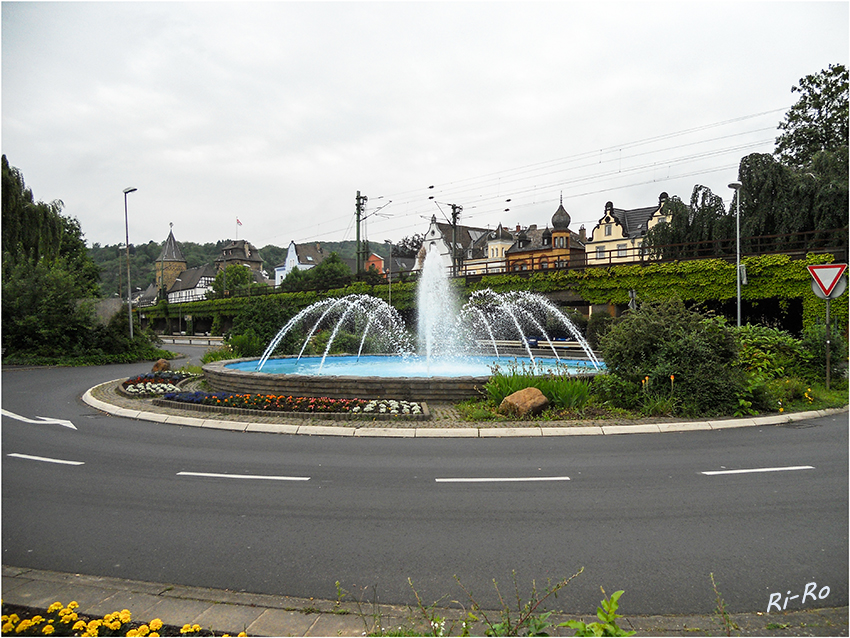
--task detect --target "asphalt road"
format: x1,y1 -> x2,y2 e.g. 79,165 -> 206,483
2,356 -> 847,617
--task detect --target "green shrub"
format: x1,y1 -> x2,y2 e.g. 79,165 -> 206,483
201,345 -> 239,364
228,329 -> 264,358
799,322 -> 849,382
732,324 -> 811,379
590,374 -> 642,410
598,299 -> 744,416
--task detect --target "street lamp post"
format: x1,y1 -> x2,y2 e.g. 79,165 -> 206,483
728,181 -> 742,327
384,240 -> 393,306
123,187 -> 137,339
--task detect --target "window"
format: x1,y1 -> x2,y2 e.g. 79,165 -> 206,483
596,246 -> 605,260
617,244 -> 627,258
604,225 -> 612,237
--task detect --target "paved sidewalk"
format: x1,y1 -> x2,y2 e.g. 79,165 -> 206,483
82,379 -> 848,438
3,566 -> 847,637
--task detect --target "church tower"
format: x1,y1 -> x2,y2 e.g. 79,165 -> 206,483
155,224 -> 187,295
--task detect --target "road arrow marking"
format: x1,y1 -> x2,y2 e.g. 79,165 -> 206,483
1,409 -> 77,430
7,453 -> 84,466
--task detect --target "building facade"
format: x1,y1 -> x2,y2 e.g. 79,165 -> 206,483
584,193 -> 672,265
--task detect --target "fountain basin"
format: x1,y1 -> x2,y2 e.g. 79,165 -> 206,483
203,355 -> 601,403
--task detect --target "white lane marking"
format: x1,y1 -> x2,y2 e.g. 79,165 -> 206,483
1,409 -> 77,430
8,453 -> 85,466
436,476 -> 571,483
177,471 -> 310,481
701,465 -> 815,476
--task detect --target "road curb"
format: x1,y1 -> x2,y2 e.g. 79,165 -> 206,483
82,381 -> 849,438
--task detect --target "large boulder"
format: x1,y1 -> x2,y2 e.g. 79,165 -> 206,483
152,358 -> 171,373
498,387 -> 549,418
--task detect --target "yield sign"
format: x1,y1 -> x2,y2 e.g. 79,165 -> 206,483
808,264 -> 847,297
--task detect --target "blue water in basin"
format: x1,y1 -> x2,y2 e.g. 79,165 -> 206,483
227,355 -> 602,378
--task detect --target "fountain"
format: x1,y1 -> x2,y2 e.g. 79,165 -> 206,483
203,248 -> 602,402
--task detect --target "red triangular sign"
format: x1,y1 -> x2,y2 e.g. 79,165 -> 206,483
808,264 -> 847,296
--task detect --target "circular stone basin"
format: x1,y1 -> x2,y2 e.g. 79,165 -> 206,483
203,355 -> 601,403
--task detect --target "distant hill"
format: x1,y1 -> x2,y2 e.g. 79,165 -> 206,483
88,238 -> 390,298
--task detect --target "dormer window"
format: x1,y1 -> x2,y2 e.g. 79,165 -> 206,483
605,225 -> 613,237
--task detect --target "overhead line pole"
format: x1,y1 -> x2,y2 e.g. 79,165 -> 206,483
355,191 -> 367,275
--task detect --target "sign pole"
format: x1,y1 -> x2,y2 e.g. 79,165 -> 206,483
825,298 -> 831,391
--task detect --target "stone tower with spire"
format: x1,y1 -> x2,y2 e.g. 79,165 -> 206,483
155,224 -> 187,295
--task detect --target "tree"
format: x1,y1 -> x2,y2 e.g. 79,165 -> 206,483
393,233 -> 424,259
209,264 -> 256,298
309,252 -> 353,289
775,64 -> 848,169
642,186 -> 731,259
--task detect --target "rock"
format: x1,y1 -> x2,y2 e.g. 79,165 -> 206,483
498,387 -> 549,417
152,358 -> 170,373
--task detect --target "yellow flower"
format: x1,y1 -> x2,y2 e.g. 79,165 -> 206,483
149,634 -> 160,637
149,619 -> 163,632
238,633 -> 248,637
42,626 -> 54,635
73,620 -> 87,632
2,622 -> 14,633
15,619 -> 32,633
47,603 -> 63,614
136,625 -> 150,637
68,603 -> 79,610
126,631 -> 138,638
119,610 -> 132,624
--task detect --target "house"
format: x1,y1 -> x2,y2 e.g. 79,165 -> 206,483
415,214 -> 494,275
167,264 -> 217,303
274,241 -> 327,286
383,255 -> 416,280
585,193 -> 672,264
459,223 -> 515,275
504,199 -> 587,272
215,239 -> 265,273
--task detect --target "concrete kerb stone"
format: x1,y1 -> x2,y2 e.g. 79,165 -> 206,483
82,380 -> 848,438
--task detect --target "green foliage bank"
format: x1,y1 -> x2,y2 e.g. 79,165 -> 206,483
147,252 -> 846,337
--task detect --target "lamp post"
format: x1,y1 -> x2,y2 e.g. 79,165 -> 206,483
123,187 -> 137,338
384,240 -> 393,306
728,181 -> 742,327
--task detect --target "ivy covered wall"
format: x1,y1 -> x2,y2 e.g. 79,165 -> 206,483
141,253 -> 847,334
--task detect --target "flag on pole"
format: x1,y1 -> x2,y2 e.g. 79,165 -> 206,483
236,218 -> 242,226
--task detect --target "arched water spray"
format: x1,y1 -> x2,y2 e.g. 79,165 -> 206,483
257,294 -> 413,372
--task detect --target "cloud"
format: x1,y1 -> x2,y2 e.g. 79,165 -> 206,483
2,2 -> 847,249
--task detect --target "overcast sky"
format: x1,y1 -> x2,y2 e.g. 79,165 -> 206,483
2,2 -> 847,252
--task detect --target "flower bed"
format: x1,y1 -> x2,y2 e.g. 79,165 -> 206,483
121,373 -> 198,397
159,391 -> 424,417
